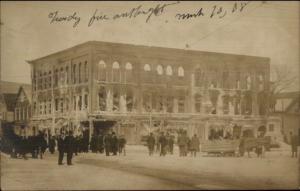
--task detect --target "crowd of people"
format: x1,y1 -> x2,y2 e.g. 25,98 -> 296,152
146,130 -> 201,157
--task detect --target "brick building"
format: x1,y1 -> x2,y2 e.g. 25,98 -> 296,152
28,41 -> 280,144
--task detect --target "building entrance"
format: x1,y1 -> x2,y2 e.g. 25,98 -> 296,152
93,121 -> 116,136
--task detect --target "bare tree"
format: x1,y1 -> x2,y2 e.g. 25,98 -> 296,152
269,64 -> 298,112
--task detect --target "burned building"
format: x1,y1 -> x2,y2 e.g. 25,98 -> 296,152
28,41 -> 281,144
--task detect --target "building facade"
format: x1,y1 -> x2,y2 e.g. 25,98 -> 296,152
28,41 -> 280,144
14,86 -> 33,136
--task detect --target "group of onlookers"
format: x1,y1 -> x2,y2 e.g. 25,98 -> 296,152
90,132 -> 127,156
146,130 -> 201,157
8,131 -> 48,160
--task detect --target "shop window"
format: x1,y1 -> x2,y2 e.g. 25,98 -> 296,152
269,124 -> 274,132
98,60 -> 107,81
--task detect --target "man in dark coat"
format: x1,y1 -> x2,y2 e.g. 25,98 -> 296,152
38,132 -> 48,159
57,133 -> 66,165
49,136 -> 56,154
97,133 -> 104,153
167,133 -> 174,155
147,133 -> 156,156
159,132 -> 167,156
104,133 -> 112,156
111,132 -> 118,156
290,132 -> 298,158
118,135 -> 127,156
65,131 -> 75,165
190,134 -> 200,157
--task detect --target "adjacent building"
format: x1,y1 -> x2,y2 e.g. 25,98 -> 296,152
272,91 -> 300,144
0,81 -> 31,136
28,41 -> 280,144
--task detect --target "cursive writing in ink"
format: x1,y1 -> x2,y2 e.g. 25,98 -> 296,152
88,9 -> 109,27
175,8 -> 205,20
48,11 -> 81,28
210,5 -> 227,19
113,1 -> 180,23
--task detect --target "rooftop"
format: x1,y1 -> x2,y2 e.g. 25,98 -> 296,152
28,41 -> 270,64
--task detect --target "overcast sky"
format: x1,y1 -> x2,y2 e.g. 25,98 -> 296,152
1,1 -> 299,90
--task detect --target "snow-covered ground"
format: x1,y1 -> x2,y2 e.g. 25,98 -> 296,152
1,145 -> 299,190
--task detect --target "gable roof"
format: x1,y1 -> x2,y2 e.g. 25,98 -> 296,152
16,85 -> 32,103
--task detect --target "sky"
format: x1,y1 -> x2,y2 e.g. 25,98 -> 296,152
1,1 -> 299,91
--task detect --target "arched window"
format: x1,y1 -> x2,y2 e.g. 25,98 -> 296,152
112,61 -> 120,82
166,65 -> 173,76
125,62 -> 133,83
144,64 -> 151,71
178,66 -> 184,77
125,62 -> 132,70
98,60 -> 106,81
157,65 -> 163,75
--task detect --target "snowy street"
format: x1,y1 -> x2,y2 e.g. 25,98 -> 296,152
1,145 -> 299,190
